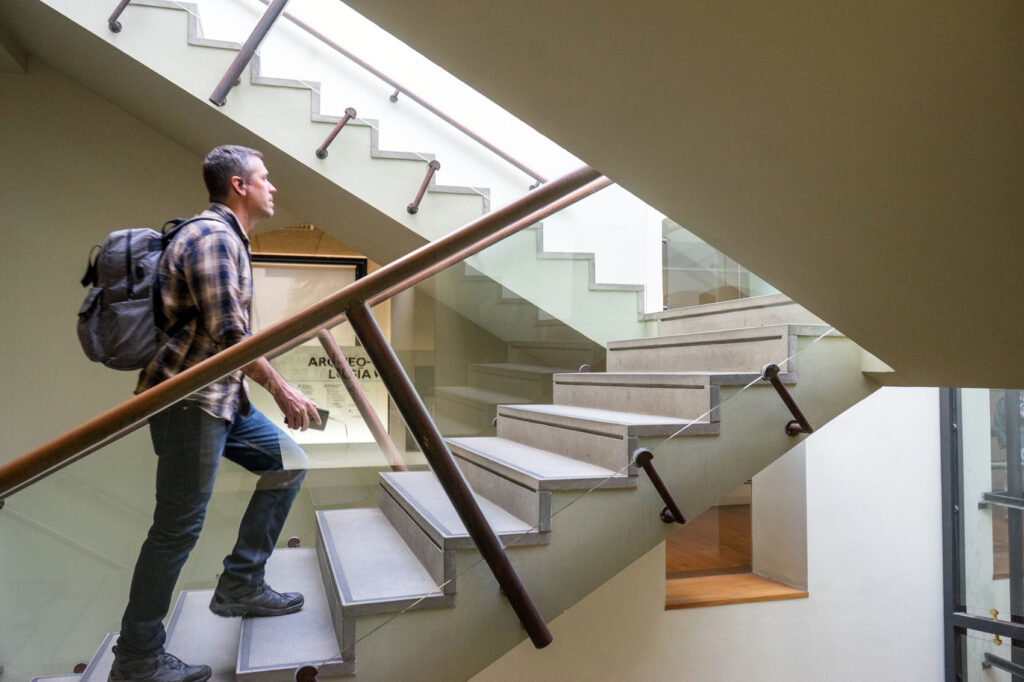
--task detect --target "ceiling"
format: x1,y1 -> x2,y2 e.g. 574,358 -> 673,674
340,1 -> 1024,387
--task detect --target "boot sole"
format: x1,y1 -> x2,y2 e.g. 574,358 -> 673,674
208,598 -> 304,618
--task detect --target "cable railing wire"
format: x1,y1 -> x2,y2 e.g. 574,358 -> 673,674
351,324 -> 838,647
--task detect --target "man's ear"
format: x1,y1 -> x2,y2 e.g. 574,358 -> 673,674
230,175 -> 246,196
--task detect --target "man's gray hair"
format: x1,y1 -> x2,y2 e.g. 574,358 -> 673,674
203,145 -> 263,203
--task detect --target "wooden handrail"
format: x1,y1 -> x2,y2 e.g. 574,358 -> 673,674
258,0 -> 548,187
0,164 -> 600,499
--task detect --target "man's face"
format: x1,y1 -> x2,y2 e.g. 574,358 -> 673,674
241,157 -> 276,220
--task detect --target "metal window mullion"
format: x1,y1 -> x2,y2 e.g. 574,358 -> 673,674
941,387 -> 965,682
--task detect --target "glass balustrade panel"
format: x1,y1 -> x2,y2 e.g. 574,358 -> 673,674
960,389 -> 1024,642
662,219 -> 778,310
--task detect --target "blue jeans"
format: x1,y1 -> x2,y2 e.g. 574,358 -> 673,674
117,400 -> 307,657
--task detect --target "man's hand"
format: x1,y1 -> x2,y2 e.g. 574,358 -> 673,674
244,358 -> 322,431
270,379 -> 321,431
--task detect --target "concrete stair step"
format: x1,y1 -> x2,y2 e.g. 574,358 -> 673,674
435,386 -> 526,438
468,362 -> 568,397
164,590 -> 240,682
498,403 -> 717,437
436,385 -> 534,409
648,294 -> 827,336
550,370 -> 792,419
496,403 -> 717,472
552,371 -> 721,420
447,436 -> 637,491
75,632 -> 117,682
379,471 -> 548,551
236,547 -> 352,680
30,677 -> 81,682
470,362 -> 575,378
607,324 -> 836,373
507,340 -> 598,368
316,507 -> 451,625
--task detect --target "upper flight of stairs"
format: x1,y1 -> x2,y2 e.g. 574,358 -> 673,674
49,294 -> 877,681
12,0 -> 654,346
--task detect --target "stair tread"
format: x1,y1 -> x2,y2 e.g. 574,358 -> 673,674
501,403 -> 701,426
164,590 -> 240,681
554,370 -> 760,384
503,403 -> 686,423
380,471 -> 544,548
76,632 -> 118,681
471,362 -> 573,375
498,403 -> 717,437
448,436 -> 636,490
436,385 -> 531,405
317,508 -> 446,610
237,547 -> 349,678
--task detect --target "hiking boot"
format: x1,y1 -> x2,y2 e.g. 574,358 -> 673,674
108,646 -> 211,682
209,580 -> 304,617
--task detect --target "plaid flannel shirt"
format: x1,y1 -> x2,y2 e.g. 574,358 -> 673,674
136,204 -> 252,421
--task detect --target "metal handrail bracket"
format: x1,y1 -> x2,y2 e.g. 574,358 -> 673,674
209,0 -> 291,106
761,363 -> 814,436
107,0 -> 132,32
633,448 -> 686,525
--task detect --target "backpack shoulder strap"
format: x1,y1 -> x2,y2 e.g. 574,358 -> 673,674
154,213 -> 231,334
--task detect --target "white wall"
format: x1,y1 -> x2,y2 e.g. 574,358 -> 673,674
471,387 -> 945,682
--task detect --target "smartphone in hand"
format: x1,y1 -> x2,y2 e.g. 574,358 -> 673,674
308,407 -> 329,431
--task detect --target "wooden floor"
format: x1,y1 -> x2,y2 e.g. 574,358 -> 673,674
666,505 -> 751,579
665,504 -> 808,610
666,572 -> 808,610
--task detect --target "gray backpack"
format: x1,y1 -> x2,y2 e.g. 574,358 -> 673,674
77,217 -> 210,370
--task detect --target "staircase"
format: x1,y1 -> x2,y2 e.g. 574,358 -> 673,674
34,294 -> 877,681
7,0 -> 653,347
7,2 -> 879,679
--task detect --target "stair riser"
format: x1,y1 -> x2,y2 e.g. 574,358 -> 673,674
655,299 -> 824,336
608,334 -> 794,373
238,548 -> 351,681
378,487 -> 455,594
468,367 -> 553,398
314,523 -> 359,662
496,413 -> 637,473
435,395 -> 499,437
553,380 -> 719,421
455,455 -> 551,531
508,343 -> 597,369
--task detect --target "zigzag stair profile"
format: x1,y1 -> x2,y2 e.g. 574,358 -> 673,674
29,0 -> 652,347
52,295 -> 877,681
